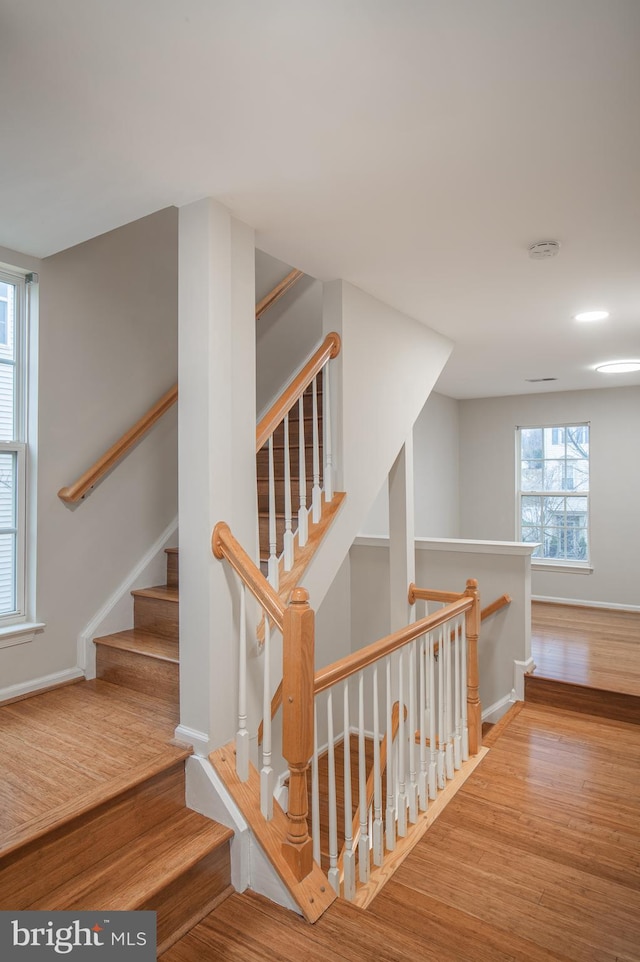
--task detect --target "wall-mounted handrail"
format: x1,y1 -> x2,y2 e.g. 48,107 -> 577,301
57,384 -> 178,504
255,268 -> 304,320
314,595 -> 473,696
256,332 -> 341,453
408,584 -> 465,605
481,593 -> 511,621
212,522 -> 285,632
59,270 -> 306,505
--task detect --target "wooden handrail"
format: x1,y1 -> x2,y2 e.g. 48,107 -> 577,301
481,593 -> 511,621
256,332 -> 341,452
314,595 -> 473,696
59,271 -> 306,505
212,522 -> 285,632
408,584 -> 465,606
255,268 -> 304,319
57,384 -> 178,504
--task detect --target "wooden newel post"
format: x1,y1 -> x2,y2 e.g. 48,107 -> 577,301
281,586 -> 315,880
464,578 -> 482,755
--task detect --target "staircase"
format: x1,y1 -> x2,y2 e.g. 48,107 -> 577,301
0,548 -> 235,957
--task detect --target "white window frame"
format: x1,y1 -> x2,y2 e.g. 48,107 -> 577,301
516,422 -> 592,573
0,266 -> 42,644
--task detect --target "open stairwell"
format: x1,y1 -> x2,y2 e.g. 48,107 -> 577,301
0,548 -> 235,957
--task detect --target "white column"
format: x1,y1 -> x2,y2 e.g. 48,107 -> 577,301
388,439 -> 415,631
177,198 -> 256,755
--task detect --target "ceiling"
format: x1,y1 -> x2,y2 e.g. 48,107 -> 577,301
1,0 -> 639,399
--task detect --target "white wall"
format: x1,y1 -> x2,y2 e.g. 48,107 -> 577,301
299,281 -> 452,628
0,209 -> 179,693
360,391 -> 460,538
459,386 -> 640,608
255,250 -> 322,415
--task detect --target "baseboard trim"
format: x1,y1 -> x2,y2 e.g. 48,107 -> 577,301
77,515 -> 178,677
533,595 -> 640,613
0,667 -> 84,705
174,724 -> 211,757
482,693 -> 514,724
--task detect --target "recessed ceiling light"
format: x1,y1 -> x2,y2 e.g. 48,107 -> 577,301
596,360 -> 640,374
575,310 -> 609,322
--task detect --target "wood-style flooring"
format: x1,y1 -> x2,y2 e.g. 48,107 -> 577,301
0,678 -> 182,849
163,702 -> 640,962
531,602 -> 640,695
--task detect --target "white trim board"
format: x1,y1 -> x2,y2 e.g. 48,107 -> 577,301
0,667 -> 84,704
354,535 -> 536,557
533,595 -> 640,613
78,516 -> 178,677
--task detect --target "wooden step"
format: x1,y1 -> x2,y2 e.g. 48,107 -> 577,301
0,755 -> 233,955
257,443 -> 320,478
94,629 -> 179,708
257,477 -> 314,514
133,584 -> 179,641
525,673 -> 640,725
165,547 -> 179,589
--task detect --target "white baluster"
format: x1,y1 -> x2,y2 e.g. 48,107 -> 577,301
342,682 -> 356,900
445,620 -> 454,781
461,617 -> 469,761
260,618 -> 273,819
358,673 -> 370,883
236,584 -> 249,781
397,650 -> 407,837
385,656 -> 396,850
418,635 -> 428,811
327,692 -> 340,894
312,700 -> 320,866
428,631 -> 437,800
454,617 -> 462,770
372,666 -> 384,865
437,628 -> 446,790
311,375 -> 322,523
267,435 -> 278,590
323,362 -> 333,502
283,414 -> 294,571
408,640 -> 418,822
297,395 -> 308,547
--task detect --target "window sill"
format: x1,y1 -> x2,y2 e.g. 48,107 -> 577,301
0,621 -> 45,650
532,562 -> 593,575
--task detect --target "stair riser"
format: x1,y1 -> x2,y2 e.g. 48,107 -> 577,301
257,479 -> 314,514
525,675 -> 640,725
151,845 -> 232,954
257,445 -> 321,477
166,550 -> 179,589
134,595 -> 179,641
0,764 -> 185,909
96,644 -> 179,710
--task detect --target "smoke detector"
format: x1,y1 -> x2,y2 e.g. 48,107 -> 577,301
528,241 -> 560,259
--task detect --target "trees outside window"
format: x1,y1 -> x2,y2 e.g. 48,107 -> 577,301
518,424 -> 590,564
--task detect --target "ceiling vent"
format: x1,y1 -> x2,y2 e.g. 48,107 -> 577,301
525,377 -> 557,382
528,241 -> 560,259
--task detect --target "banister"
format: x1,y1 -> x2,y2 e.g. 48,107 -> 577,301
255,268 -> 304,319
212,522 -> 285,632
314,595 -> 473,696
481,593 -> 511,621
57,384 -> 178,504
408,583 -> 465,606
256,332 -> 341,452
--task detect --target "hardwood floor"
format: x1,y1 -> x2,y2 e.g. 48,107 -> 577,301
531,602 -> 640,695
163,703 -> 640,962
0,678 -> 181,846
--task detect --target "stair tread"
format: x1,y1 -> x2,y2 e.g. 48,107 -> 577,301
31,810 -> 233,910
94,629 -> 179,663
164,547 -> 179,555
132,584 -> 179,603
0,748 -> 192,860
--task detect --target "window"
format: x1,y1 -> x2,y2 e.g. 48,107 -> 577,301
517,423 -> 590,565
0,270 -> 28,623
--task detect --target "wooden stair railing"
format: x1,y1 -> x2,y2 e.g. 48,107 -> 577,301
59,268 -> 305,505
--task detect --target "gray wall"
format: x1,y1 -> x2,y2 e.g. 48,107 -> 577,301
459,386 -> 640,608
2,208 -> 178,691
